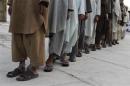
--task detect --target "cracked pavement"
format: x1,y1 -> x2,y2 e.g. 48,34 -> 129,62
1,22 -> 130,86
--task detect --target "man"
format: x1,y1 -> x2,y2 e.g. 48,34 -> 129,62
7,0 -> 49,81
95,0 -> 112,49
85,0 -> 101,51
61,0 -> 78,62
82,0 -> 92,54
123,6 -> 129,38
117,1 -> 126,40
76,0 -> 92,56
44,0 -> 74,72
112,0 -> 122,45
68,0 -> 92,62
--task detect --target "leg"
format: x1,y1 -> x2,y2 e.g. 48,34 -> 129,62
45,31 -> 65,72
16,29 -> 45,81
69,44 -> 77,62
7,34 -> 27,78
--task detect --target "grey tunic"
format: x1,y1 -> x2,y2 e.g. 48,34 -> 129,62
48,0 -> 73,56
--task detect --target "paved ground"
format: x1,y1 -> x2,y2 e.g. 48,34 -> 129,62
0,22 -> 130,86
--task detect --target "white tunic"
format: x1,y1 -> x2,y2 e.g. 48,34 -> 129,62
112,0 -> 122,33
85,0 -> 101,37
64,0 -> 86,52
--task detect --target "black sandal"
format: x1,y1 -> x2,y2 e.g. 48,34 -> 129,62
16,68 -> 39,81
7,67 -> 25,78
44,64 -> 53,72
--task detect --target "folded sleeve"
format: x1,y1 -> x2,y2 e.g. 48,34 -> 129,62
40,0 -> 50,7
86,0 -> 92,13
78,0 -> 85,15
68,0 -> 74,11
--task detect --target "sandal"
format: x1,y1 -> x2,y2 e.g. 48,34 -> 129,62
7,67 -> 25,78
44,64 -> 53,72
61,54 -> 69,67
16,68 -> 39,81
61,59 -> 69,67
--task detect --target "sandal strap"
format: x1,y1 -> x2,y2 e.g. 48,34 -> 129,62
7,67 -> 25,78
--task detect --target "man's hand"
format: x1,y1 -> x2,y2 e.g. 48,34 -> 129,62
79,14 -> 85,20
8,6 -> 12,16
67,11 -> 73,20
84,12 -> 88,20
94,15 -> 99,23
40,5 -> 46,15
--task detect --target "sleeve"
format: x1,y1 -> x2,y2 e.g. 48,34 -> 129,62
86,0 -> 92,13
68,0 -> 74,11
7,0 -> 13,6
78,0 -> 85,15
96,0 -> 101,16
40,0 -> 50,7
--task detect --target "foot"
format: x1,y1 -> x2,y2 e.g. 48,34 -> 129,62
44,55 -> 54,72
108,42 -> 112,47
84,44 -> 90,54
69,58 -> 76,62
61,55 -> 69,67
69,55 -> 76,62
91,45 -> 96,51
96,44 -> 101,50
16,67 -> 38,81
102,43 -> 107,48
69,52 -> 76,62
76,51 -> 82,57
7,67 -> 25,78
115,40 -> 119,44
44,64 -> 53,72
112,40 -> 116,45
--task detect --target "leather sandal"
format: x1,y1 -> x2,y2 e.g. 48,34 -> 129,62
7,67 -> 25,78
44,64 -> 53,72
16,67 -> 38,81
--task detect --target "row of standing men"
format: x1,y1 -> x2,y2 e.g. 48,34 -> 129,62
6,0 -> 129,81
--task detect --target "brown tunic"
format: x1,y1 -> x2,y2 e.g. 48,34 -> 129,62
8,0 -> 49,67
8,0 -> 49,34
